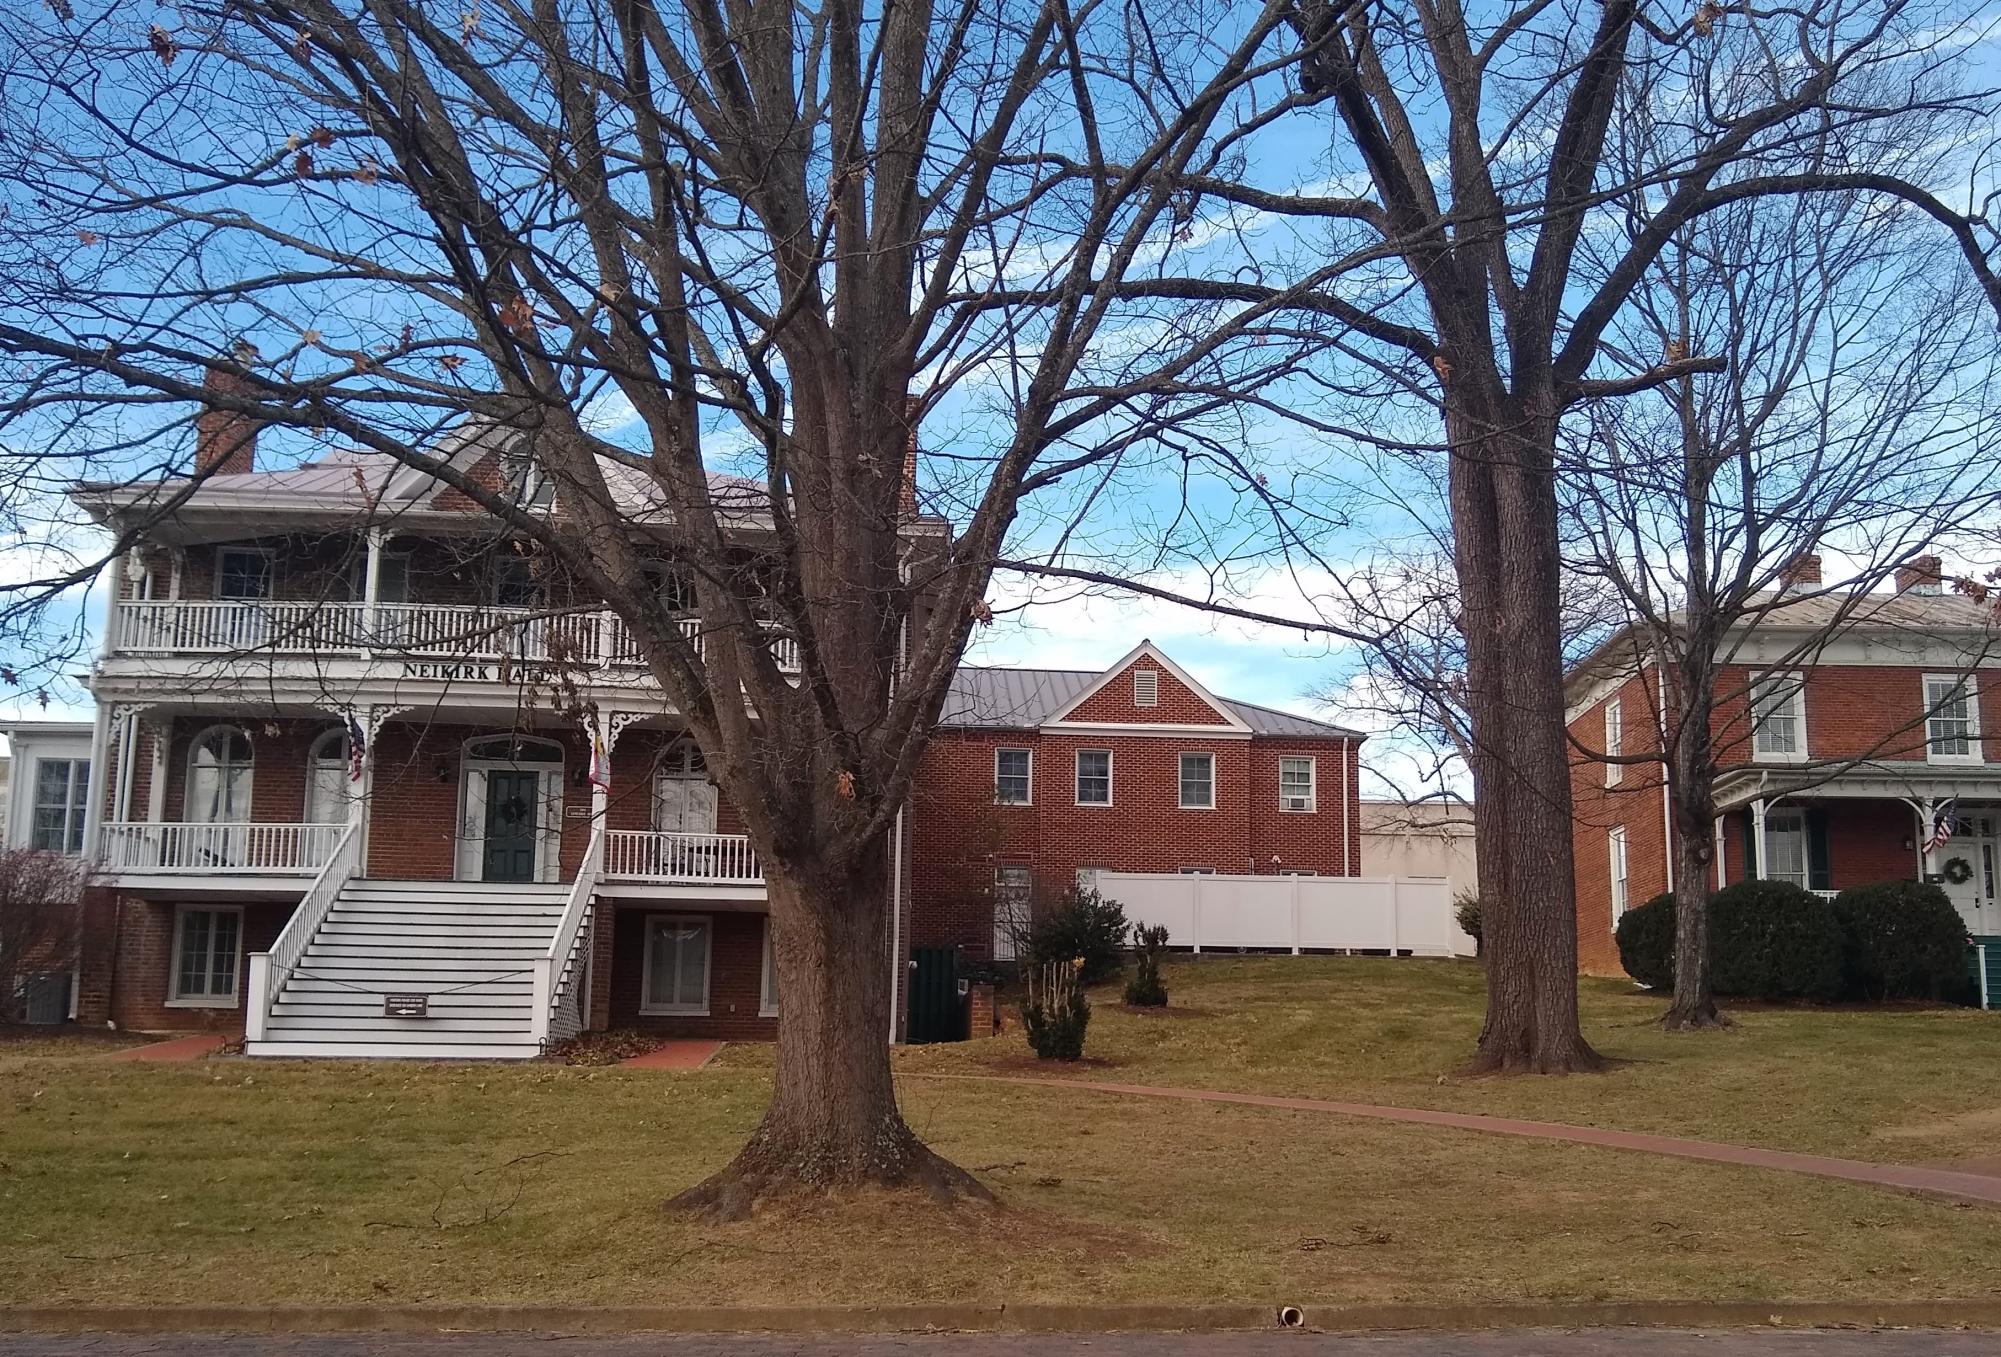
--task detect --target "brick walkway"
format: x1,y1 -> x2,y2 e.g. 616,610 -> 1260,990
910,1073 -> 2001,1206
3,1329 -> 1999,1355
101,1033 -> 232,1062
619,1040 -> 725,1069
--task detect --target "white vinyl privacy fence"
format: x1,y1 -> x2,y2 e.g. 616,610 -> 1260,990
1091,872 -> 1472,957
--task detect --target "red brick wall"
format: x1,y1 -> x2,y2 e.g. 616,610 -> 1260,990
907,725 -> 1359,958
602,904 -> 774,1038
1711,663 -> 2000,767
1062,656 -> 1237,726
1569,672 -> 1670,975
98,896 -> 296,1033
365,720 -> 594,880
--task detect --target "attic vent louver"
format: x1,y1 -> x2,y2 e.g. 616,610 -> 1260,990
1133,669 -> 1159,707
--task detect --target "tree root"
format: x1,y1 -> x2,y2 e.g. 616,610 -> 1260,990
1659,1005 -> 1734,1032
667,1119 -> 995,1223
1457,1037 -> 1614,1077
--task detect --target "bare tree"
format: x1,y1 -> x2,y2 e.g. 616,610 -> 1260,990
0,0 -> 1340,1210
1565,162 -> 2001,1028
0,849 -> 84,1025
1255,0 -> 2001,1071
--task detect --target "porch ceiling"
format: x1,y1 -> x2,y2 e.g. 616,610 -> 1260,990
1713,761 -> 2001,811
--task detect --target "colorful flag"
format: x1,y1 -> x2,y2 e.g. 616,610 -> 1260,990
1925,798 -> 1959,855
346,713 -> 367,782
588,730 -> 611,793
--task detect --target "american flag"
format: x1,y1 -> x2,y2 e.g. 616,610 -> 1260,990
346,713 -> 367,782
1925,798 -> 1959,855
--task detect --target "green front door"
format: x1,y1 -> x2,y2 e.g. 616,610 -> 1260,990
481,770 -> 539,882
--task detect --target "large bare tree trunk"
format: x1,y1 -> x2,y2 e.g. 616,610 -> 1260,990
670,851 -> 989,1219
1452,400 -> 1607,1075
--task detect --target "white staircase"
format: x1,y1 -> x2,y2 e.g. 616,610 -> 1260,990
247,879 -> 572,1059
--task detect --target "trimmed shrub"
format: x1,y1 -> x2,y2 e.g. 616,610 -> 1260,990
1452,891 -> 1482,954
1023,885 -> 1129,985
1708,879 -> 1844,1001
1613,891 -> 1678,989
1124,923 -> 1170,1007
1023,959 -> 1091,1060
1614,881 -> 1843,1001
1831,880 -> 1971,1001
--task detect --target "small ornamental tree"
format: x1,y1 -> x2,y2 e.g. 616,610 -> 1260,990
1023,886 -> 1130,986
1023,959 -> 1090,1061
0,850 -> 84,1025
1124,924 -> 1170,1008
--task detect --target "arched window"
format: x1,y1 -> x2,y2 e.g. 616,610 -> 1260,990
187,726 -> 253,824
305,728 -> 352,825
654,737 -> 715,835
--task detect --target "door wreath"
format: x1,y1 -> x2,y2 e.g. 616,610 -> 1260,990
1943,856 -> 1975,885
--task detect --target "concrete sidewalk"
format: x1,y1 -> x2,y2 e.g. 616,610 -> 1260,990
908,1073 -> 2001,1206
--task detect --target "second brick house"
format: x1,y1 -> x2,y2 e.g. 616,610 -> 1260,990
1566,558 -> 2000,974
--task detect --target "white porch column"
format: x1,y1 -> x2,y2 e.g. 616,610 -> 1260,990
1712,815 -> 1726,889
1750,798 -> 1768,880
1916,797 -> 1936,881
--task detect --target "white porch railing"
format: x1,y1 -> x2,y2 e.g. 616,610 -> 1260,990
536,824 -> 603,1049
98,821 -> 347,875
112,599 -> 801,673
602,830 -> 762,884
245,820 -> 364,1044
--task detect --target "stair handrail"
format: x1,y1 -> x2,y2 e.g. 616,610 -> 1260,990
535,822 -> 604,1046
245,819 -> 363,1045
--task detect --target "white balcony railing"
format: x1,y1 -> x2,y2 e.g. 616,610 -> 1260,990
98,820 -> 348,875
603,830 -> 762,884
113,600 -> 800,673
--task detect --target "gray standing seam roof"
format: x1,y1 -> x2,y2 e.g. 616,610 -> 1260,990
940,666 -> 1362,739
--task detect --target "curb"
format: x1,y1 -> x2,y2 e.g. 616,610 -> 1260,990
6,1300 -> 2001,1335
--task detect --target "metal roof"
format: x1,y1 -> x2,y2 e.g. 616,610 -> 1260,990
940,665 -> 1362,739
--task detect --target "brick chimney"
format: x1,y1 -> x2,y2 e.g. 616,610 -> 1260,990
194,341 -> 262,477
1777,553 -> 1821,592
899,393 -> 919,516
1896,555 -> 1944,596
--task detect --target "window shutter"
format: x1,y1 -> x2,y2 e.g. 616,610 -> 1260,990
1806,808 -> 1831,892
1739,811 -> 1755,882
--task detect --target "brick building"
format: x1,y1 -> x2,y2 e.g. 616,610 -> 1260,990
65,396 -> 1362,1055
1566,557 -> 2000,974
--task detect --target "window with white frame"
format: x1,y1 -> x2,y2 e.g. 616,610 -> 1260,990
1075,749 -> 1111,806
1179,752 -> 1215,809
304,729 -> 352,826
1608,827 -> 1629,922
187,726 -> 254,824
641,915 -> 712,1014
171,905 -> 242,1005
1761,809 -> 1808,886
215,547 -> 271,600
1604,699 -> 1624,787
1132,669 -> 1160,706
994,748 -> 1032,804
29,758 -> 90,854
1750,671 -> 1807,760
760,919 -> 779,1017
993,865 -> 1033,960
1279,756 -> 1316,812
1925,674 -> 1980,761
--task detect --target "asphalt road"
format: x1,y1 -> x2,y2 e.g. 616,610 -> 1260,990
1,1331 -> 1998,1356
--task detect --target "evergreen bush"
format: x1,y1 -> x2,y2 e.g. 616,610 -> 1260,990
1023,959 -> 1091,1060
1023,885 -> 1130,984
1123,923 -> 1170,1007
1614,881 -> 1843,1001
1831,880 -> 1971,1001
